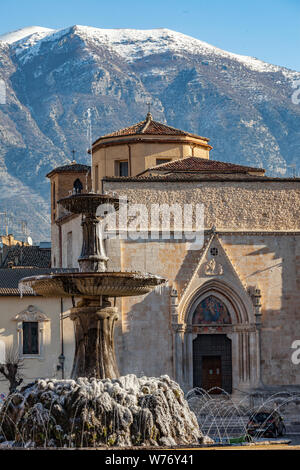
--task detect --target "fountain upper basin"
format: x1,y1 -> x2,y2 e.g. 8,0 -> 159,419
19,271 -> 166,297
59,192 -> 120,214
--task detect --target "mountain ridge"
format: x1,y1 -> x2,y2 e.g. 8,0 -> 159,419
2,25 -> 298,74
0,25 -> 300,241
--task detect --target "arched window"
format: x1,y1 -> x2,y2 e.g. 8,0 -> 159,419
73,178 -> 83,194
192,295 -> 232,325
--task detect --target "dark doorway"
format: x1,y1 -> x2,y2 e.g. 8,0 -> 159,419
193,334 -> 232,393
202,356 -> 222,393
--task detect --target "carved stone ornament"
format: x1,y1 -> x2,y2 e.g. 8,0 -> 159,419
12,305 -> 50,322
204,258 -> 224,276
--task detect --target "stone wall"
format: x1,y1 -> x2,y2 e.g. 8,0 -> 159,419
50,178 -> 300,392
112,234 -> 299,387
0,296 -> 74,395
103,180 -> 300,231
221,234 -> 300,387
102,179 -> 300,388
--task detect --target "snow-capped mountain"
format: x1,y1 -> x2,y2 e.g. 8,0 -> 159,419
0,26 -> 55,44
0,25 -> 300,241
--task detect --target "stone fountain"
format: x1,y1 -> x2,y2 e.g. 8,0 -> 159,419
20,192 -> 165,380
0,191 -> 203,448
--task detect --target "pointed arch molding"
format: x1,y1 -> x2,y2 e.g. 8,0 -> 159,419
173,232 -> 260,391
182,279 -> 252,325
177,278 -> 259,391
177,231 -> 255,325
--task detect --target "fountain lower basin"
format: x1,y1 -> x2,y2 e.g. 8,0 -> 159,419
19,271 -> 165,297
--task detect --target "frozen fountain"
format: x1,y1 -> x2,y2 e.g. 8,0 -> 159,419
0,191 -> 203,448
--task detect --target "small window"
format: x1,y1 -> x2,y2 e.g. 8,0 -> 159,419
210,247 -> 218,256
23,322 -> 39,355
156,158 -> 171,166
115,161 -> 128,177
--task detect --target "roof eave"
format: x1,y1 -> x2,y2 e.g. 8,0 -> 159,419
102,175 -> 299,183
46,167 -> 90,179
89,136 -> 212,154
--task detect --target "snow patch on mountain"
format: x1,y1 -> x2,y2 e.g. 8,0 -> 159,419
0,24 -> 300,240
0,26 -> 55,44
3,24 -> 297,77
71,26 -> 286,73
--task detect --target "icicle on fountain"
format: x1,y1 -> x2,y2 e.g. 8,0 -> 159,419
19,191 -> 166,380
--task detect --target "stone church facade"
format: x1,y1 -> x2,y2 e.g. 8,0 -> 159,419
47,113 -> 300,399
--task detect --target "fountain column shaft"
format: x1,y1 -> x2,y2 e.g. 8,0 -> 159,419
79,214 -> 108,272
70,298 -> 119,379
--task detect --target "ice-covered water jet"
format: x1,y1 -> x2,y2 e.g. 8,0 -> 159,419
186,387 -> 300,442
0,375 -> 202,448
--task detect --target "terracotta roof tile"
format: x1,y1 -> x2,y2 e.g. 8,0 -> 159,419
1,245 -> 51,269
0,268 -> 78,296
0,268 -> 52,295
93,113 -> 210,144
46,163 -> 90,178
103,173 -> 297,183
144,156 -> 265,174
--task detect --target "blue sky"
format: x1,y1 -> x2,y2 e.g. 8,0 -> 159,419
0,0 -> 300,71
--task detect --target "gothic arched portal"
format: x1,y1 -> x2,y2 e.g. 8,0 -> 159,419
174,281 -> 260,394
191,295 -> 232,393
